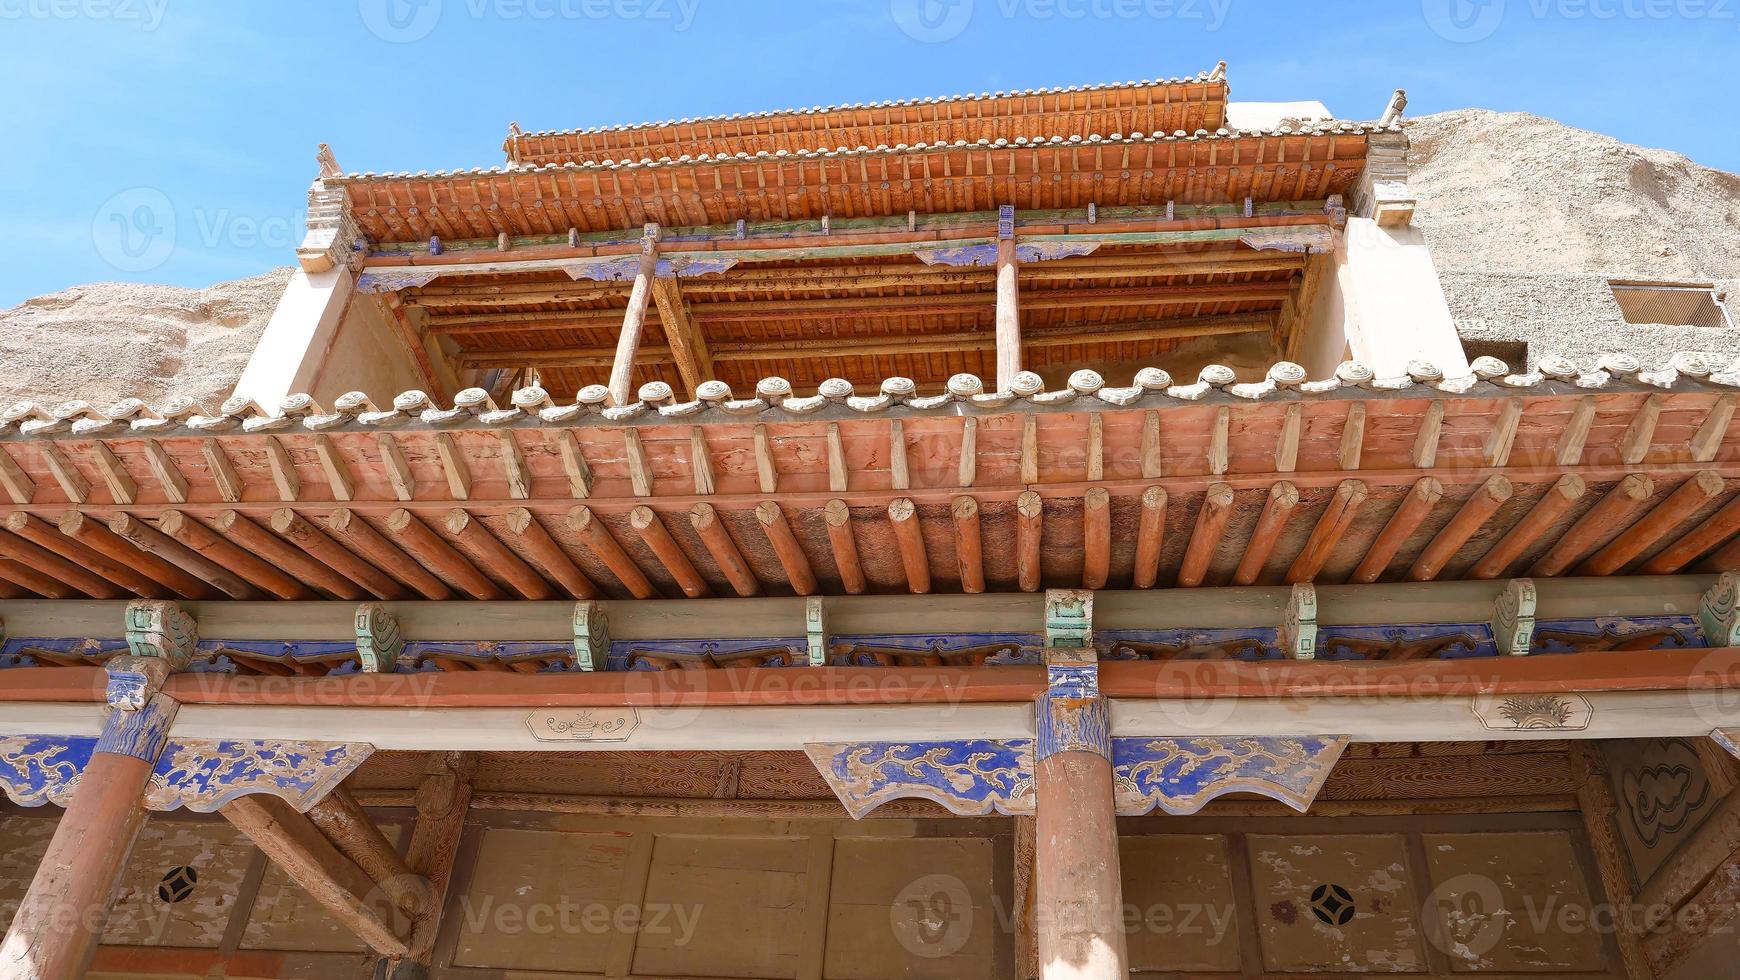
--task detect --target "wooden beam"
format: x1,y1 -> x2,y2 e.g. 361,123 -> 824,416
325,509 -> 450,601
373,433 -> 415,502
1140,411 -> 1162,479
496,433 -> 531,500
217,511 -> 367,602
264,436 -> 300,502
888,497 -> 930,594
623,429 -> 652,498
552,430 -> 593,499
1581,470 -> 1725,576
1565,744 -> 1655,978
433,433 -> 472,501
272,509 -> 410,601
568,506 -> 656,599
305,785 -> 424,919
386,508 -> 505,600
650,276 -> 713,399
59,511 -> 214,599
1132,486 -> 1168,590
1081,488 -> 1110,590
1469,474 -> 1588,580
1208,406 -> 1230,476
1234,481 -> 1301,587
689,427 -> 715,496
444,509 -> 553,600
90,442 -> 137,505
157,511 -> 313,601
952,496 -> 985,594
200,439 -> 244,503
754,501 -> 817,597
1407,475 -> 1510,582
691,502 -> 758,597
1178,483 -> 1235,588
1086,413 -> 1104,482
1021,415 -> 1040,484
1275,403 -> 1302,473
3,512 -> 162,598
0,557 -> 79,598
0,448 -> 35,504
753,423 -> 778,494
1691,394 -> 1737,463
959,417 -> 978,488
1285,480 -> 1368,584
502,508 -> 598,600
312,436 -> 355,503
608,228 -> 661,406
400,754 -> 473,964
39,442 -> 90,504
0,526 -> 129,599
629,506 -> 709,598
1411,401 -> 1445,468
1531,474 -> 1655,577
1016,490 -> 1044,593
822,500 -> 866,596
1646,493 -> 1740,574
1484,399 -> 1524,467
995,223 -> 1021,391
1351,477 -> 1445,584
110,513 -> 261,600
1555,397 -> 1597,466
141,442 -> 189,504
1620,394 -> 1665,465
889,419 -> 910,491
1338,402 -> 1366,470
221,794 -> 407,957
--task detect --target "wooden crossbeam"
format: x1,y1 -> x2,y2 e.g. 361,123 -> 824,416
1234,481 -> 1300,587
650,277 -> 713,399
1179,483 -> 1235,588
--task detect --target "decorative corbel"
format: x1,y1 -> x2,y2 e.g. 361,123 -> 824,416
1699,572 -> 1740,648
109,600 -> 197,709
1493,579 -> 1538,656
1280,583 -> 1319,660
805,596 -> 827,667
353,603 -> 403,674
1043,589 -> 1093,650
572,600 -> 608,672
1036,648 -> 1109,763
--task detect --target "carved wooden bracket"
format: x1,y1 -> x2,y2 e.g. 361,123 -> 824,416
1700,573 -> 1740,647
572,600 -> 608,672
804,740 -> 1036,819
1043,589 -> 1093,649
1493,579 -> 1538,656
110,600 -> 197,709
805,596 -> 827,667
354,603 -> 403,674
1281,583 -> 1319,660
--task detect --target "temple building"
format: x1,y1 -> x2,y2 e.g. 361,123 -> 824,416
4,62 -> 1740,978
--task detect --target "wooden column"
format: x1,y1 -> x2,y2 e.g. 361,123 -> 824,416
995,206 -> 1021,392
1033,603 -> 1127,980
608,224 -> 660,407
386,751 -> 474,978
0,696 -> 177,979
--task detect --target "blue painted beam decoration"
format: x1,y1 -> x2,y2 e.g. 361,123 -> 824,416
0,733 -> 372,814
1110,735 -> 1351,816
804,740 -> 1035,819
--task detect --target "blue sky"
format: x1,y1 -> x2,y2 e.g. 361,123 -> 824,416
1,0 -> 1735,308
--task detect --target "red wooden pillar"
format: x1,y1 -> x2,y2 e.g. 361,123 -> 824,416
995,205 -> 1022,393
1033,646 -> 1127,980
0,696 -> 177,979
